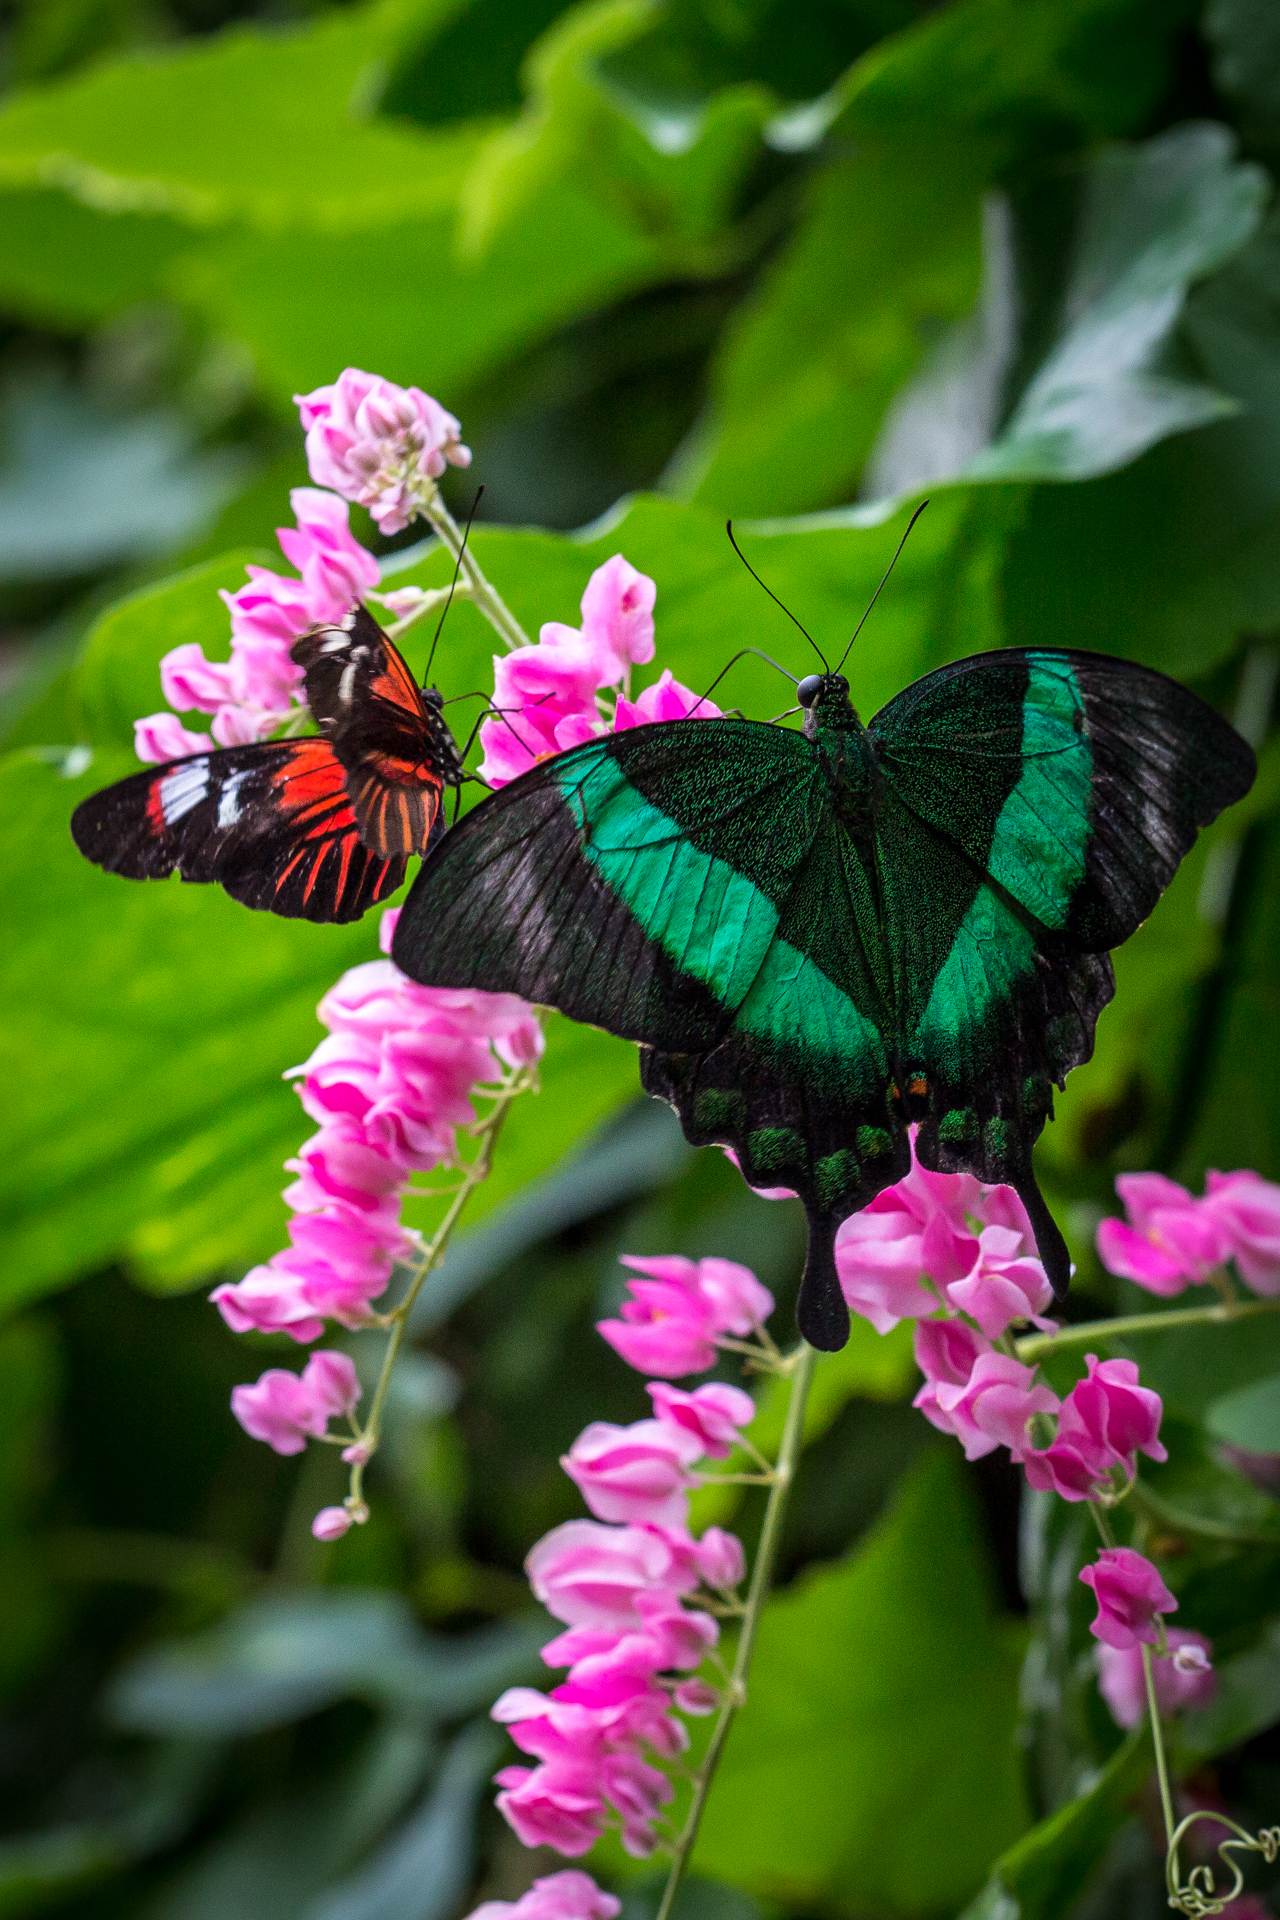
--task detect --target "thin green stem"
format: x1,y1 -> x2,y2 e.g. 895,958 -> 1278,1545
654,1342 -> 818,1920
1141,1644 -> 1178,1848
1015,1296 -> 1280,1364
424,495 -> 530,653
346,1068 -> 533,1511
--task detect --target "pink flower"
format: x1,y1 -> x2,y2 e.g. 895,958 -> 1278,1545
1097,1172 -> 1229,1295
295,369 -> 470,534
1061,1354 -> 1167,1470
633,1590 -> 719,1669
1097,1629 -> 1216,1729
1021,1431 -> 1112,1501
211,1261 -> 327,1343
930,1350 -> 1059,1462
230,1349 -> 359,1455
945,1225 -> 1055,1338
690,1525 -> 745,1589
1079,1547 -> 1177,1649
561,1419 -> 700,1527
835,1151 -> 984,1332
495,1761 -> 605,1856
912,1318 -> 990,1436
219,565 -> 311,711
647,1382 -> 755,1457
600,1749 -> 673,1856
312,1505 -> 353,1542
526,1521 -> 693,1627
1204,1170 -> 1280,1294
612,670 -> 717,728
598,1254 -> 772,1377
466,1872 -> 620,1920
159,643 -> 236,714
134,713 -> 213,763
276,488 -> 380,622
579,554 -> 656,677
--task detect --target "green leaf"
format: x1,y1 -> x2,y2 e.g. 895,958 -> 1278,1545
175,179 -> 663,410
1002,208 -> 1280,678
1206,1374 -> 1280,1455
458,0 -> 767,256
682,143 -> 987,515
695,1451 -> 1029,1912
874,123 -> 1266,499
107,1590 -> 542,1736
958,1732 -> 1147,1920
0,368 -> 241,583
0,7 -> 485,231
0,187 -> 187,326
305,1724 -> 496,1920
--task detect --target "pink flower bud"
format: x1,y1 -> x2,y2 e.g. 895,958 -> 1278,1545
578,554 -> 656,676
1060,1354 -> 1167,1470
311,1505 -> 353,1542
1079,1547 -> 1177,1649
691,1525 -> 746,1590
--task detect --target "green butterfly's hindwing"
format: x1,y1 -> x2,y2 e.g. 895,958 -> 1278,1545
393,647 -> 1255,1351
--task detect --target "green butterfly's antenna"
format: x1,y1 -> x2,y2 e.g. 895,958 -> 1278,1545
725,520 -> 829,673
423,485 -> 484,685
834,498 -> 929,676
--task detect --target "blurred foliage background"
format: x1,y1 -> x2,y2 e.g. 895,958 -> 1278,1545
1,0 -> 1279,1914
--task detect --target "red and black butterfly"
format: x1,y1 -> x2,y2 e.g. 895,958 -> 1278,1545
70,606 -> 465,923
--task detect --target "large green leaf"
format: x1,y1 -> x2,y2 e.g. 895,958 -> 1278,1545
870,123 -> 1265,499
694,1452 -> 1029,1913
0,7 -> 484,230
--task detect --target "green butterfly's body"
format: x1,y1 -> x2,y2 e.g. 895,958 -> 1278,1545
392,647 -> 1254,1350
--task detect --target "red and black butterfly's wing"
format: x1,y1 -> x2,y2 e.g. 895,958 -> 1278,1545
70,738 -> 407,922
292,606 -> 463,858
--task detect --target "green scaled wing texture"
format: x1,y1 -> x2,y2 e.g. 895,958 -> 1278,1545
393,648 -> 1254,1350
867,647 -> 1255,1203
392,720 -> 908,1348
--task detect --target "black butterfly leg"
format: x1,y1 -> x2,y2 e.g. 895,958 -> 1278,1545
1013,1163 -> 1072,1302
796,1210 -> 850,1351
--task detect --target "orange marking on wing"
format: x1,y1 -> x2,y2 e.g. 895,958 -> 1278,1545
333,832 -> 356,906
275,847 -> 307,893
907,1075 -> 928,1099
302,840 -> 333,905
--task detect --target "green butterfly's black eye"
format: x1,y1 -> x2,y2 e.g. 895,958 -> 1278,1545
796,675 -> 824,707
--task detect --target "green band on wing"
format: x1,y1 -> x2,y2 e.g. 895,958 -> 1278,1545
988,655 -> 1092,927
557,749 -> 879,1083
914,659 -> 1088,1054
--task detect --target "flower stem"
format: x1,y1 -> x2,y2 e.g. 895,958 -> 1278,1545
425,495 -> 530,652
1141,1643 -> 1178,1849
654,1341 -> 818,1920
1015,1295 -> 1280,1364
347,1067 -> 534,1511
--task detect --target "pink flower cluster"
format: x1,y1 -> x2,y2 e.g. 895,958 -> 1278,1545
834,1152 -> 1054,1336
1098,1169 -> 1280,1297
296,368 -> 471,535
479,555 -> 717,787
136,489 -> 380,763
216,909 -> 541,1523
469,1873 -> 619,1920
482,1257 -> 771,1871
599,1254 -> 775,1377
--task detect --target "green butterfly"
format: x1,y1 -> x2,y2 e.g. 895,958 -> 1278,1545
391,640 -> 1254,1351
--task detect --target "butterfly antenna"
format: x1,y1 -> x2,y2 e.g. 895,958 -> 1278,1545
423,485 -> 485,686
686,645 -> 798,720
834,498 -> 929,676
725,520 -> 828,673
